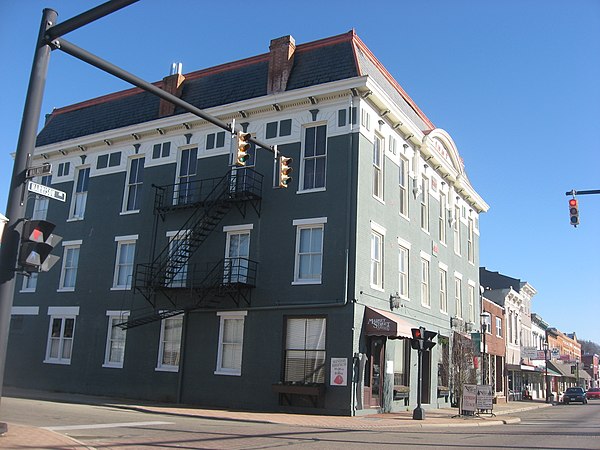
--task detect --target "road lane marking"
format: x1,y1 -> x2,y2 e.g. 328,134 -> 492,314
42,420 -> 174,431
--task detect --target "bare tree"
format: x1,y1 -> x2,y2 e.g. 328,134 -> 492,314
450,331 -> 477,407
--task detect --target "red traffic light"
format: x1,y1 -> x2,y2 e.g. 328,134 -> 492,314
411,328 -> 422,340
569,198 -> 579,226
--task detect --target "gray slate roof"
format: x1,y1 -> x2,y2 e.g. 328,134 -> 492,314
36,31 -> 432,147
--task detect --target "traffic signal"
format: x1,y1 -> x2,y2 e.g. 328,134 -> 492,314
410,327 -> 424,350
568,198 -> 579,227
235,131 -> 251,166
423,330 -> 438,351
18,219 -> 62,273
411,327 -> 437,351
279,156 -> 293,188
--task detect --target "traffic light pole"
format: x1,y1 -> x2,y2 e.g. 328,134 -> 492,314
0,1 -> 138,435
0,9 -> 56,435
413,347 -> 425,420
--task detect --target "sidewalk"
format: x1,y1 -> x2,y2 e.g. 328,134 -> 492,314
0,387 -> 553,449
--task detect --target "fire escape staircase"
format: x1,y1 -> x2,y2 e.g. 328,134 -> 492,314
122,168 -> 262,330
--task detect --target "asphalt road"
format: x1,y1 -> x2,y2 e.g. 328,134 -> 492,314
2,395 -> 600,449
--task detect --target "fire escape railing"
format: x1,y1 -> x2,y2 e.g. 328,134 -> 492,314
134,168 -> 262,298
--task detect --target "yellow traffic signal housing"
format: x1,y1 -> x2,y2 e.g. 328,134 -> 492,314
279,156 -> 293,188
235,132 -> 251,166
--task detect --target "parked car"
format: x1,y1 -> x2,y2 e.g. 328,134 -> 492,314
563,387 -> 588,404
586,387 -> 600,400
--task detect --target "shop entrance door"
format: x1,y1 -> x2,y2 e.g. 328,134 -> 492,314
364,337 -> 385,408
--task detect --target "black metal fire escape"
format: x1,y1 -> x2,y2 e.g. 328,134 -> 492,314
122,168 -> 262,329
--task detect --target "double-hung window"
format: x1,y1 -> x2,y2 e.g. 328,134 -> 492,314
224,226 -> 251,284
166,231 -> 189,288
453,205 -> 461,255
215,311 -> 247,376
112,236 -> 137,289
495,317 -> 502,337
454,275 -> 463,319
420,253 -> 430,307
59,241 -> 81,291
373,134 -> 384,200
439,192 -> 447,244
301,124 -> 327,191
32,175 -> 52,220
175,147 -> 198,205
420,176 -> 429,232
70,167 -> 90,220
399,156 -> 408,217
293,218 -> 326,284
284,317 -> 326,384
370,224 -> 385,290
44,307 -> 79,365
439,266 -> 448,313
157,315 -> 183,372
467,217 -> 474,263
468,283 -> 476,323
103,311 -> 129,368
21,273 -> 38,293
124,157 -> 144,212
398,244 -> 409,299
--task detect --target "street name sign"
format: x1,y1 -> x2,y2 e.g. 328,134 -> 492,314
26,164 -> 52,178
27,181 -> 66,202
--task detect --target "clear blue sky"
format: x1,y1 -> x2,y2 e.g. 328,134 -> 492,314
1,1 -> 599,343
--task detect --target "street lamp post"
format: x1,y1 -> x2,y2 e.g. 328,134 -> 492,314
543,341 -> 550,403
480,311 -> 491,385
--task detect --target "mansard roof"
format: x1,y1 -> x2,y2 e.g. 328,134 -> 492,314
36,30 -> 433,147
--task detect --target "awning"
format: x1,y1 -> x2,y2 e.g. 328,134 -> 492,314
363,306 -> 414,338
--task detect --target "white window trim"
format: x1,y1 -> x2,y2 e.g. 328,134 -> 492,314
398,244 -> 409,300
103,310 -> 130,368
69,166 -> 90,221
370,229 -> 384,291
298,122 -> 328,193
156,315 -> 183,372
293,221 -> 325,285
57,241 -> 82,292
439,267 -> 448,314
214,311 -> 247,376
223,224 -> 254,232
111,236 -> 138,290
420,257 -> 431,308
293,217 -> 327,226
44,307 -> 80,365
370,220 -> 386,236
373,133 -> 384,202
397,236 -> 411,250
121,156 -> 145,214
20,272 -> 38,293
11,306 -> 39,315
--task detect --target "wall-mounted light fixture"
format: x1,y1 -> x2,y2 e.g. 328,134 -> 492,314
389,293 -> 402,310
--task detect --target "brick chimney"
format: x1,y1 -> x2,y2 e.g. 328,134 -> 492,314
159,63 -> 186,117
267,35 -> 296,95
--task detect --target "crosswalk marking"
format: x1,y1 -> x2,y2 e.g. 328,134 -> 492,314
43,420 -> 174,431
